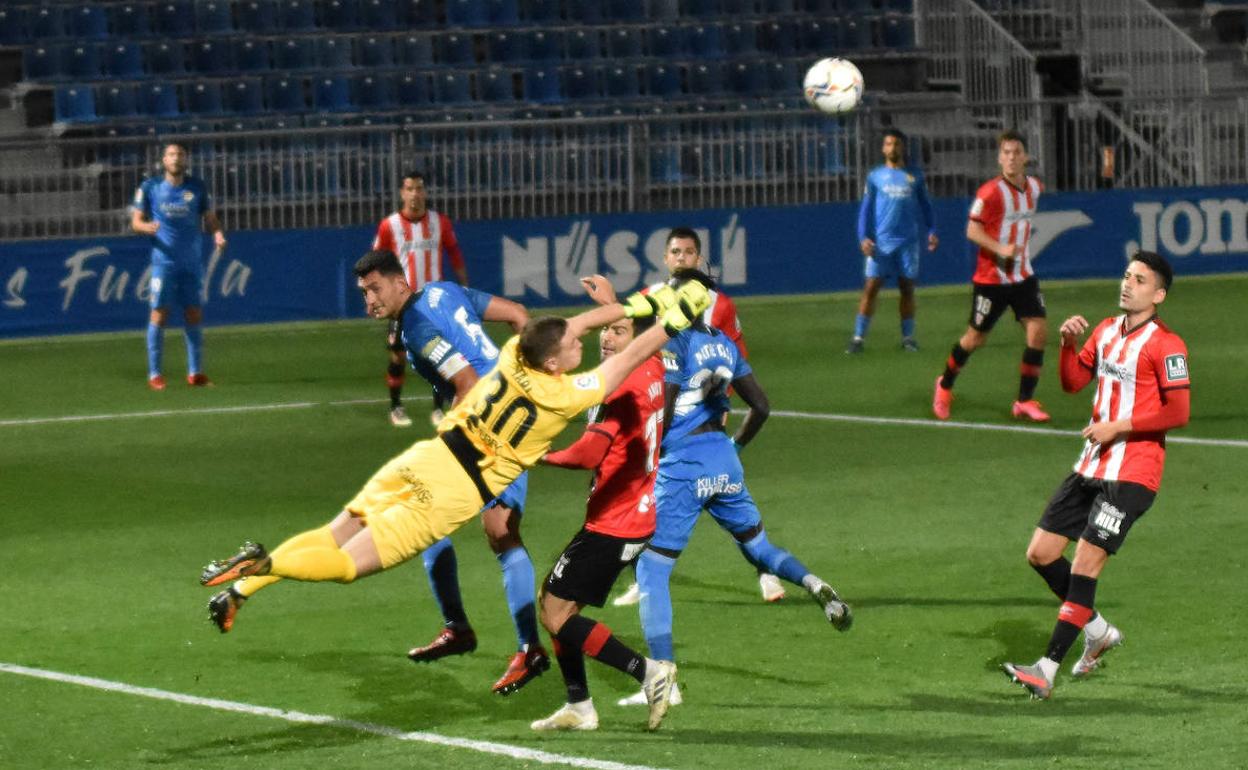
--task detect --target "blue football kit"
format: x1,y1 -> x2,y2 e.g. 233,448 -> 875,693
134,175 -> 213,309
856,165 -> 935,281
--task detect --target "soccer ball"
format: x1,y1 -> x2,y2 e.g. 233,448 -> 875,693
803,57 -> 864,115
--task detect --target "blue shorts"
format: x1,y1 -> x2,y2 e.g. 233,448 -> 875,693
865,242 -> 920,282
651,432 -> 761,552
149,263 -> 204,310
487,471 -> 528,515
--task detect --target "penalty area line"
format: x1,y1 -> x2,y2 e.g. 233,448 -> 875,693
0,662 -> 666,770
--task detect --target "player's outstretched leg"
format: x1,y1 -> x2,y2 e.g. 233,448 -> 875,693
1072,623 -> 1123,678
1001,661 -> 1054,700
620,550 -> 683,707
758,571 -> 787,602
613,581 -> 642,607
492,545 -> 546,693
201,542 -> 270,587
207,586 -> 245,633
410,538 -> 479,663
531,699 -> 599,731
737,528 -> 852,630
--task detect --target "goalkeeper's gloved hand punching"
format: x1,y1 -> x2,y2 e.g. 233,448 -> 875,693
661,279 -> 712,336
620,285 -> 678,319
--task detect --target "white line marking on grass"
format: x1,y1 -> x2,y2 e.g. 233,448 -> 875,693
0,402 -> 317,427
0,662 -> 665,770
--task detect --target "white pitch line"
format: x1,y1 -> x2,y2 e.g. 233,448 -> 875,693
0,662 -> 666,770
0,401 -> 317,427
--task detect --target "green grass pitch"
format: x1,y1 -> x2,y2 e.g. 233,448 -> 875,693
2,274 -> 1246,769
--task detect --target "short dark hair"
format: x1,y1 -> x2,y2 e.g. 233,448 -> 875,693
163,142 -> 187,154
1131,250 -> 1173,292
353,249 -> 404,279
630,312 -> 657,335
401,169 -> 425,185
882,128 -> 907,144
998,130 -> 1026,150
519,316 -> 568,369
666,227 -> 701,255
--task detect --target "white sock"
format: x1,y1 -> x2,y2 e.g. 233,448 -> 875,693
1037,657 -> 1060,681
801,574 -> 822,592
1084,612 -> 1109,640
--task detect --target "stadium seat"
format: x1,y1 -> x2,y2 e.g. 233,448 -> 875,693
54,86 -> 97,123
684,0 -> 720,17
67,45 -> 102,80
97,85 -> 139,118
234,40 -> 271,72
187,82 -> 225,115
647,26 -> 687,56
316,37 -> 354,69
154,2 -> 195,38
563,66 -> 600,100
103,43 -> 144,79
31,8 -> 65,40
438,71 -> 476,103
844,18 -> 871,48
607,0 -> 645,22
361,0 -> 401,29
888,0 -> 914,10
110,4 -> 152,37
446,0 -> 489,26
480,69 -> 515,101
397,72 -> 432,105
322,0 -> 361,29
438,33 -> 475,66
766,60 -> 797,91
146,42 -> 186,75
727,61 -> 769,95
359,37 -> 394,67
883,14 -> 915,48
196,1 -> 234,33
806,19 -> 843,51
724,23 -> 758,56
71,6 -> 109,39
0,8 -> 26,45
607,29 -> 644,59
604,65 -> 641,98
237,0 -> 280,32
313,75 -> 353,111
274,38 -> 316,70
23,47 -> 63,82
689,26 -> 725,59
193,41 -> 230,74
650,0 -> 680,19
566,0 -> 602,23
489,0 -> 520,25
647,63 -> 682,98
225,79 -> 264,114
265,75 -> 306,111
490,32 -> 528,63
281,0 -> 318,30
566,29 -> 600,60
524,67 -> 560,103
688,62 -> 724,96
762,0 -> 797,12
524,0 -> 561,23
142,83 -> 181,117
528,30 -> 561,62
398,35 -> 434,65
357,73 -> 398,108
758,20 -> 797,55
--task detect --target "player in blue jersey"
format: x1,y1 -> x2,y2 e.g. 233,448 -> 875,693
131,143 -> 226,390
619,272 -> 854,705
209,250 -> 551,696
847,129 -> 937,354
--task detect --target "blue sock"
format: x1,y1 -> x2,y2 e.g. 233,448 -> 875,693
901,316 -> 916,339
739,530 -> 809,587
853,313 -> 871,340
637,549 -> 677,662
146,323 -> 164,378
497,546 -> 539,648
421,538 -> 469,627
185,324 -> 203,375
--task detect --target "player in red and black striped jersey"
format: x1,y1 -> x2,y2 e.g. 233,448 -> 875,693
933,130 -> 1051,423
1003,251 -> 1191,700
530,305 -> 671,731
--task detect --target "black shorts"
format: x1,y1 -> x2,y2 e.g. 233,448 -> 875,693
969,276 -> 1046,332
543,528 -> 650,607
386,318 -> 404,352
1038,472 -> 1155,555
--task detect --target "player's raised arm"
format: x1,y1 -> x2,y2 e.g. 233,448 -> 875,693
483,296 -> 529,333
1058,315 -> 1095,393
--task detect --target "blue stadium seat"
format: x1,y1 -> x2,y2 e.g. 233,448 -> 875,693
524,67 -> 560,103
54,86 -> 97,123
98,85 -> 138,117
67,45 -> 102,80
607,0 -> 644,21
398,35 -> 434,65
104,43 -> 144,79
281,0 -> 318,30
313,75 -> 353,111
397,72 -> 431,105
887,0 -> 914,11
758,20 -> 797,54
446,0 -> 488,27
806,19 -> 843,51
480,69 -> 515,101
433,71 -> 472,103
235,40 -> 271,72
225,79 -> 264,113
688,62 -> 724,95
528,30 -> 561,62
689,25 -> 725,59
490,32 -> 528,63
316,37 -> 354,69
566,29 -> 600,60
727,61 -> 768,94
651,0 -> 680,19
71,6 -> 109,39
274,38 -> 316,69
146,42 -> 186,75
187,82 -> 225,114
762,0 -> 797,12
724,23 -> 757,55
31,8 -> 65,40
684,0 -> 720,17
0,8 -> 27,45
265,75 -> 306,111
563,66 -> 600,100
883,14 -> 915,48
843,18 -> 871,48
647,63 -> 682,98
647,26 -> 686,55
154,2 -> 195,38
237,0 -> 280,32
438,33 -> 475,66
604,65 -> 640,98
196,1 -> 234,33
359,36 -> 394,66
193,41 -> 230,74
523,0 -> 561,23
111,4 -> 151,36
489,0 -> 520,25
23,47 -> 63,82
766,60 -> 796,91
362,0 -> 401,29
566,0 -> 602,23
607,29 -> 643,59
322,0 -> 360,29
357,73 -> 398,108
142,83 -> 181,117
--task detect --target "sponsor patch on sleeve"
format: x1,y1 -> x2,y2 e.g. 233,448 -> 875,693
661,350 -> 679,371
969,197 -> 985,217
1164,353 -> 1189,383
421,336 -> 452,364
573,373 -> 600,391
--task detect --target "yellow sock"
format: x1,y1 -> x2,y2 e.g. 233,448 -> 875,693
270,545 -> 358,583
234,526 -> 339,597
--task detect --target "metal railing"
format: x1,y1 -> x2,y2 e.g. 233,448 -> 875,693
2,95 -> 1246,242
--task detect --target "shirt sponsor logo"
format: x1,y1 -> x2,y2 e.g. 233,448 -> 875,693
573,373 -> 600,391
1099,359 -> 1131,382
1092,500 -> 1125,537
1165,354 -> 1189,381
695,474 -> 743,499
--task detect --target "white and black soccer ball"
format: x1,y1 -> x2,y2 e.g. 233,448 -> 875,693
803,57 -> 864,115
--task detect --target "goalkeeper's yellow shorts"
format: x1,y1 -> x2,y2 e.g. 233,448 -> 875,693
344,436 -> 485,569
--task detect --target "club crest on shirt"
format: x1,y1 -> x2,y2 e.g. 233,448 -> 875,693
182,190 -> 195,202
1164,354 -> 1189,382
